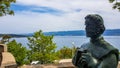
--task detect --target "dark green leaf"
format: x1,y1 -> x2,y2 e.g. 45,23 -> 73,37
9,10 -> 14,15
113,5 -> 117,9
109,0 -> 115,3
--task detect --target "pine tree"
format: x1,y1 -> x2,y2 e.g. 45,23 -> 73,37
0,0 -> 16,16
109,0 -> 120,11
27,30 -> 57,64
7,40 -> 28,66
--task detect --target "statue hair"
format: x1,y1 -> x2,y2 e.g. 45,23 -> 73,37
85,14 -> 105,35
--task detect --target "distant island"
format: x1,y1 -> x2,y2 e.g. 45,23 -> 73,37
0,34 -> 27,38
0,29 -> 120,37
44,29 -> 120,36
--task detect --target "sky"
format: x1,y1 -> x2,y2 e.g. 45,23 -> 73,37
0,0 -> 120,34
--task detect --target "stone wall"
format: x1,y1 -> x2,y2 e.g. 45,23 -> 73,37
19,59 -> 120,68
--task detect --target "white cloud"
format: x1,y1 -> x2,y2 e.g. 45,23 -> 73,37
16,0 -> 112,12
0,11 -> 83,33
0,0 -> 120,33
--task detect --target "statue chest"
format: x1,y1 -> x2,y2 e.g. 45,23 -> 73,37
80,42 -> 111,59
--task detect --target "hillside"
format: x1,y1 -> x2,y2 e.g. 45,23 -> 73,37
0,34 -> 27,37
44,29 -> 120,36
0,29 -> 120,37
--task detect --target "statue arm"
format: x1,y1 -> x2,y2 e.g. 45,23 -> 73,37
98,53 -> 118,68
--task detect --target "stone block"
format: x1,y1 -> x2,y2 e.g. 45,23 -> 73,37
0,44 -> 7,52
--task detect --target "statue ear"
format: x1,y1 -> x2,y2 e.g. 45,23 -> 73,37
99,27 -> 105,34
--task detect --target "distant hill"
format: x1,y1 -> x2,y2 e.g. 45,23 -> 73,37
103,29 -> 120,36
0,29 -> 120,37
44,29 -> 120,36
44,30 -> 85,36
0,34 -> 27,38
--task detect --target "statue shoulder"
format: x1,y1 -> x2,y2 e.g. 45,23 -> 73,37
102,44 -> 119,61
101,40 -> 119,56
94,40 -> 119,60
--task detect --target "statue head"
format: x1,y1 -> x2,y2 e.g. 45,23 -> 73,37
85,14 -> 105,38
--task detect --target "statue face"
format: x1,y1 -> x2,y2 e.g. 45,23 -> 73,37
85,18 -> 99,38
85,14 -> 105,38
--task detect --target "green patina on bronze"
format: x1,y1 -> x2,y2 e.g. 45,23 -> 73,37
72,14 -> 119,68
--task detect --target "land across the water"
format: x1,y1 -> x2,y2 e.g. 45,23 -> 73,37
0,29 -> 120,37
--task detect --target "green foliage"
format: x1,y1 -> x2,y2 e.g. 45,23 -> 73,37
0,0 -> 16,16
27,30 -> 57,64
56,46 -> 72,59
7,40 -> 28,66
109,0 -> 120,11
109,0 -> 115,3
0,34 -> 12,44
56,45 -> 77,59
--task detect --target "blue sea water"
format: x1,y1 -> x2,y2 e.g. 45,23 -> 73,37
12,36 -> 120,51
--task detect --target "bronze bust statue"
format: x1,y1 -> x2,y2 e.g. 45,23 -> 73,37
72,14 -> 119,68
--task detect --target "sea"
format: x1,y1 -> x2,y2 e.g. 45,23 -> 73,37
11,36 -> 120,51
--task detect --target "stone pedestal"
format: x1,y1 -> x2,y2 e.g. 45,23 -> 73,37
0,44 -> 17,68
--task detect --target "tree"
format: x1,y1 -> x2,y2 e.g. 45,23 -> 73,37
56,45 -> 77,59
57,46 -> 73,59
109,0 -> 120,11
0,34 -> 12,44
27,30 -> 57,64
0,0 -> 16,16
7,40 -> 28,66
